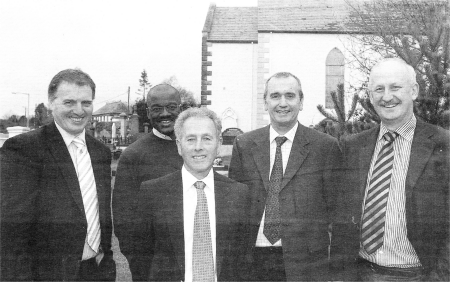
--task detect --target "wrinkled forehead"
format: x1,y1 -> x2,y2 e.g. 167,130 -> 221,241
149,87 -> 180,104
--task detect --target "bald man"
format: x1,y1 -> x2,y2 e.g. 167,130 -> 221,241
113,84 -> 185,257
334,58 -> 449,281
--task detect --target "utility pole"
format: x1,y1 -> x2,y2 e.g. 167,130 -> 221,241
128,86 -> 130,114
12,92 -> 30,128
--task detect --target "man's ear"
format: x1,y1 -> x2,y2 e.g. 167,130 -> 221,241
411,83 -> 419,101
176,139 -> 182,156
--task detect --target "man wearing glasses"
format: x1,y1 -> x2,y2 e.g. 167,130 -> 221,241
113,84 -> 189,258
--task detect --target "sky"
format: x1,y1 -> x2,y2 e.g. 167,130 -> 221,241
0,0 -> 257,118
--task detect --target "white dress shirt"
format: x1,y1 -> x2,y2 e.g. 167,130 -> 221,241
255,122 -> 298,247
359,116 -> 421,268
182,166 -> 217,282
54,122 -> 100,261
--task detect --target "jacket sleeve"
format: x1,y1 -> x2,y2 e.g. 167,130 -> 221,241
1,137 -> 41,281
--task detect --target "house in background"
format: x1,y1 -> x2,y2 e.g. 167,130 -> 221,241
201,0 -> 366,132
92,101 -> 130,122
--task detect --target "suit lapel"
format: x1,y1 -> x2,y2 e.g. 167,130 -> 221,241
45,123 -> 85,214
405,120 -> 435,201
358,127 -> 378,200
251,126 -> 271,191
214,174 -> 230,278
163,172 -> 185,275
281,123 -> 309,191
86,136 -> 107,228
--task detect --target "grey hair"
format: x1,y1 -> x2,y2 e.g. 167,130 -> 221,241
369,58 -> 417,88
174,107 -> 222,140
264,72 -> 303,100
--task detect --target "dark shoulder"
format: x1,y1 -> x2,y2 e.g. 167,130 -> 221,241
342,125 -> 379,145
1,126 -> 47,155
121,132 -> 176,157
300,124 -> 338,145
86,134 -> 110,155
417,120 -> 450,145
214,172 -> 249,191
140,170 -> 181,190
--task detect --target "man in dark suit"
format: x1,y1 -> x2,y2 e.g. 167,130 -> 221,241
228,72 -> 341,281
1,69 -> 115,281
124,107 -> 250,281
113,84 -> 185,253
334,58 -> 449,281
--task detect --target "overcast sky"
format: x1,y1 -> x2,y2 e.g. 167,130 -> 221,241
0,0 -> 257,118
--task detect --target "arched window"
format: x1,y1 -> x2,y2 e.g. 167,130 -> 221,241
325,48 -> 345,109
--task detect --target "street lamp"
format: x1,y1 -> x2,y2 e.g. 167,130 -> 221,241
12,92 -> 30,128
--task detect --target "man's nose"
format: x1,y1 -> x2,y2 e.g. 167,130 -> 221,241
279,95 -> 288,106
73,102 -> 83,114
194,139 -> 203,150
381,89 -> 394,101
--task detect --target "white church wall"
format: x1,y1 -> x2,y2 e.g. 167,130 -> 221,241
208,43 -> 257,133
267,33 -> 358,126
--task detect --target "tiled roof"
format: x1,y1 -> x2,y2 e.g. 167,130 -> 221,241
206,7 -> 258,42
258,5 -> 349,32
93,101 -> 129,116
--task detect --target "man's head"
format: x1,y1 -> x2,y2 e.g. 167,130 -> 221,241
264,72 -> 303,134
48,69 -> 95,136
174,107 -> 222,180
147,84 -> 181,138
368,58 -> 418,130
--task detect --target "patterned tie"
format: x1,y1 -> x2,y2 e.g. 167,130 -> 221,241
361,131 -> 398,255
193,181 -> 215,282
264,136 -> 288,245
72,137 -> 101,253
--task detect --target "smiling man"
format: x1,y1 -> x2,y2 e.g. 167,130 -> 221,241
228,72 -> 341,281
335,58 -> 450,281
1,69 -> 115,281
113,84 -> 186,256
125,107 -> 250,281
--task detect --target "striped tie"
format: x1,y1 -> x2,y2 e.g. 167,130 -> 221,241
192,181 -> 215,282
72,137 -> 101,253
361,131 -> 398,255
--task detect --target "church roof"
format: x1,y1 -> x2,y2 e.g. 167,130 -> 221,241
203,0 -> 383,42
204,7 -> 258,42
93,101 -> 129,116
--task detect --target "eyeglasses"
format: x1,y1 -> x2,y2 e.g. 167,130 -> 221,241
148,104 -> 180,114
148,103 -> 192,113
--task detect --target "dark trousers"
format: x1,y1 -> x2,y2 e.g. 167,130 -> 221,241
357,258 -> 424,282
77,257 -> 101,281
251,247 -> 286,281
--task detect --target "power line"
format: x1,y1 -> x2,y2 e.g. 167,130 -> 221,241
93,91 -> 129,106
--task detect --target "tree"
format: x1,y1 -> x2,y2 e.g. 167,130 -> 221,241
139,69 -> 152,101
134,98 -> 151,132
317,83 -> 376,140
343,0 -> 449,128
162,76 -> 198,109
34,103 -> 53,128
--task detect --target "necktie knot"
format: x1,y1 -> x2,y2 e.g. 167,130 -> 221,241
194,181 -> 206,190
72,137 -> 85,149
383,132 -> 398,144
275,136 -> 288,148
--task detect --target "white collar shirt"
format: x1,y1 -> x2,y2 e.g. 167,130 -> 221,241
54,122 -> 99,260
153,128 -> 173,140
182,166 -> 217,282
256,122 -> 298,247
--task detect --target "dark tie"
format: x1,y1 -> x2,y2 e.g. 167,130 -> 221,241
192,181 -> 215,282
264,136 -> 288,245
361,131 -> 398,255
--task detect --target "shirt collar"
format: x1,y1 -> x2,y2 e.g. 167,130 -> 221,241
54,121 -> 86,147
379,115 -> 416,142
182,165 -> 214,193
153,128 -> 173,140
269,122 -> 298,143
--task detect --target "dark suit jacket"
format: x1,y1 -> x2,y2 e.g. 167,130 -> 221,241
334,119 -> 449,281
228,123 -> 342,281
125,170 -> 250,281
1,122 -> 115,281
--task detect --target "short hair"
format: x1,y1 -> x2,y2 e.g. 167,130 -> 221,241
146,84 -> 180,106
174,107 -> 222,140
369,58 -> 417,89
264,72 -> 303,100
48,69 -> 96,101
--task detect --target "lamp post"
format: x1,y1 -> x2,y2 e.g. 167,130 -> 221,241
12,92 -> 30,128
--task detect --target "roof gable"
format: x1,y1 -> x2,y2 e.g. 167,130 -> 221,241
93,101 -> 129,116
